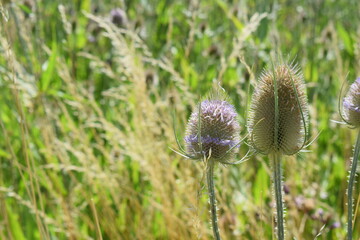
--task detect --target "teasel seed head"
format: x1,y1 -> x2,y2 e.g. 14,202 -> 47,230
248,61 -> 309,155
184,94 -> 240,162
342,78 -> 360,127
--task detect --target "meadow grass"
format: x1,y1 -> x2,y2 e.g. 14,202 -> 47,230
0,0 -> 359,239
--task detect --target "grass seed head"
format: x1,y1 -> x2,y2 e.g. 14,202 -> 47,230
248,61 -> 308,155
342,78 -> 360,127
185,96 -> 240,161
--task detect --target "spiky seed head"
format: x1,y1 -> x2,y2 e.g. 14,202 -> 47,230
342,78 -> 360,127
184,96 -> 240,161
248,62 -> 308,155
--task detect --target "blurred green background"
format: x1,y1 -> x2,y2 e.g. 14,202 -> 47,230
0,0 -> 359,239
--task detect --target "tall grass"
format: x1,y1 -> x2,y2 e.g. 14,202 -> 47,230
0,0 -> 359,239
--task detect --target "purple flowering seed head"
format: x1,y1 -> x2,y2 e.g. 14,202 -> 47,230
185,99 -> 240,161
110,8 -> 128,27
330,221 -> 340,229
342,78 -> 360,127
248,63 -> 308,155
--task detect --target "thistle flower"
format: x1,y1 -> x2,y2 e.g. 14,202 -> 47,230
184,98 -> 240,162
248,62 -> 308,155
342,78 -> 360,127
340,77 -> 360,240
248,59 -> 309,240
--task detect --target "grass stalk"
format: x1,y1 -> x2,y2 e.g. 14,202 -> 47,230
272,153 -> 284,240
206,158 -> 221,240
347,129 -> 360,240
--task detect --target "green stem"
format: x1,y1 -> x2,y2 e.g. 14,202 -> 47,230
347,129 -> 360,240
272,153 -> 284,240
206,159 -> 221,240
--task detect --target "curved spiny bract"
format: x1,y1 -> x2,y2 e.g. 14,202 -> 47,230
248,63 -> 308,155
185,97 -> 241,162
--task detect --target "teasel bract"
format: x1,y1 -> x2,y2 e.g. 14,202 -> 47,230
173,89 -> 245,240
248,58 -> 309,240
340,77 -> 360,240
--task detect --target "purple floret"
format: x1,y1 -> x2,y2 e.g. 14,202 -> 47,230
330,221 -> 340,229
355,77 -> 360,85
343,99 -> 360,113
185,135 -> 238,147
201,100 -> 238,119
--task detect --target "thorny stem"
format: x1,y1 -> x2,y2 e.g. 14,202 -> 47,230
272,153 -> 285,240
347,129 -> 360,240
206,158 -> 221,240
